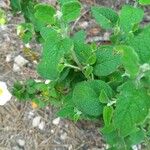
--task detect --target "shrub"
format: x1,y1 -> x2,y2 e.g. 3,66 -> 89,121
11,0 -> 150,149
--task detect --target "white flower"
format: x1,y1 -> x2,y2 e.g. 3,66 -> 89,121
0,81 -> 12,105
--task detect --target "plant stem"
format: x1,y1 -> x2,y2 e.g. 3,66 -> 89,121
71,49 -> 83,70
64,63 -> 81,71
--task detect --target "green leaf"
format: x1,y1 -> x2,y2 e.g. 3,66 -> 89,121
61,1 -> 81,23
17,23 -> 34,44
91,6 -> 119,29
73,80 -> 113,117
10,0 -> 21,11
119,5 -> 144,32
127,25 -> 150,63
57,106 -> 75,118
139,0 -> 150,5
116,45 -> 140,78
103,106 -> 114,126
37,31 -> 73,80
83,66 -> 93,79
128,129 -> 145,145
94,45 -> 121,77
102,129 -> 123,148
99,90 -> 110,103
58,0 -> 78,5
40,27 -> 58,41
74,42 -> 96,65
114,81 -> 150,137
34,3 -> 56,24
72,30 -> 86,43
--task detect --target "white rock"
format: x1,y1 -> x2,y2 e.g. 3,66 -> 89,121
13,63 -> 21,72
14,55 -> 28,67
52,117 -> 60,125
79,21 -> 88,29
17,139 -> 25,147
28,111 -> 34,119
6,54 -> 12,62
68,145 -> 73,150
38,121 -> 45,130
60,132 -> 67,140
33,60 -> 38,64
32,116 -> 41,127
91,148 -> 102,150
12,146 -> 20,150
103,32 -> 110,41
51,129 -> 54,133
132,145 -> 138,150
132,145 -> 141,150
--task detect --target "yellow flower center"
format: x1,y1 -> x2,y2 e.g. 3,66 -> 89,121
0,88 -> 3,96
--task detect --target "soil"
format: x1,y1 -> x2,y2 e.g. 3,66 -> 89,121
0,0 -> 150,150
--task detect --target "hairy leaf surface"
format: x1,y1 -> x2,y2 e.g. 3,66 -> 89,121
119,5 -> 144,32
91,6 -> 119,29
73,80 -> 113,117
116,45 -> 140,78
34,4 -> 56,24
114,81 -> 150,137
127,25 -> 150,63
62,1 -> 81,23
37,30 -> 73,80
94,46 -> 121,77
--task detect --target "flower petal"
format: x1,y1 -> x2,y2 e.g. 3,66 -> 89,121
0,81 -> 7,90
0,89 -> 12,105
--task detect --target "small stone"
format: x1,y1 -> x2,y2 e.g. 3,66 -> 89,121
13,63 -> 21,72
32,116 -> 41,127
14,55 -> 28,67
33,60 -> 38,64
103,32 -> 110,41
91,148 -> 102,150
79,21 -> 88,29
52,117 -> 60,125
28,111 -> 34,119
132,145 -> 141,150
60,132 -> 67,140
132,145 -> 138,150
6,54 -> 12,62
12,146 -> 21,150
17,139 -> 25,147
38,121 -> 45,130
103,144 -> 109,149
51,129 -> 54,133
68,145 -> 73,150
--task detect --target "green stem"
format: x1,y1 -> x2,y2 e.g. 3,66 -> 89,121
71,49 -> 83,70
64,63 -> 81,71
